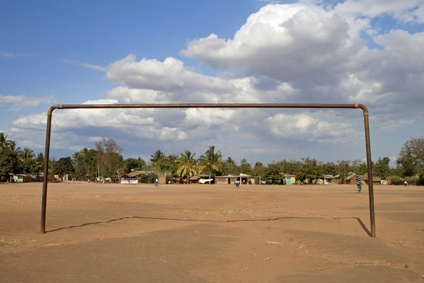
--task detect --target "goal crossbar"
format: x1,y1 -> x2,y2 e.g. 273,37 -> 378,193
40,103 -> 376,237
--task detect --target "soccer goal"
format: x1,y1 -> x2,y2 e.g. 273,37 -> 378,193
40,103 -> 376,237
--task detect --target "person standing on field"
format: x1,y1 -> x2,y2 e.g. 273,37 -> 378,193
356,175 -> 362,193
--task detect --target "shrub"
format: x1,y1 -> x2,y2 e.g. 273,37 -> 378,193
417,170 -> 424,186
390,176 -> 403,185
138,173 -> 157,183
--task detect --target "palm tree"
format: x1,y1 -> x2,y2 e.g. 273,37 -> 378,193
226,157 -> 236,166
18,148 -> 35,173
150,150 -> 165,166
222,156 -> 238,175
0,132 -> 8,150
7,140 -> 20,153
0,137 -> 20,175
175,150 -> 197,183
34,153 -> 44,174
199,146 -> 223,182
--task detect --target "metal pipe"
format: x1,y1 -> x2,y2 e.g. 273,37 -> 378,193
40,103 -> 375,237
53,103 -> 359,110
358,104 -> 376,237
41,106 -> 55,233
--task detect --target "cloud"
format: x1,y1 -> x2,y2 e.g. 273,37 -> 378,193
181,3 -> 359,87
106,55 -> 236,96
181,2 -> 424,127
265,112 -> 359,142
183,108 -> 237,127
335,0 -> 424,23
7,2 -> 424,162
62,59 -> 105,71
0,95 -> 53,111
342,29 -> 424,126
11,105 -> 188,152
0,52 -> 19,58
104,54 -> 299,104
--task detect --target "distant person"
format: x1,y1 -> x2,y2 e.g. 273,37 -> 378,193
356,175 -> 362,193
236,179 -> 240,188
155,178 -> 159,187
404,180 -> 408,186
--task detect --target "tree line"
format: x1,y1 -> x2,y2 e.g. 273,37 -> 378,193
1,132 -> 423,185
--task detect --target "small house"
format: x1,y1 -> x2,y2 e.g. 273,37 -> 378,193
362,174 -> 381,185
280,173 -> 296,185
215,174 -> 238,185
121,170 -> 153,184
324,175 -> 334,185
215,174 -> 253,185
345,174 -> 357,184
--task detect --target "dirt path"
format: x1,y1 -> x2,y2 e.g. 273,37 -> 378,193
1,182 -> 423,282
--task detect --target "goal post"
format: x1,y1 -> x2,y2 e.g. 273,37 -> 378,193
40,103 -> 376,237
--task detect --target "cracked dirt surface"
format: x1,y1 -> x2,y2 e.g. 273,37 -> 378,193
1,182 -> 423,282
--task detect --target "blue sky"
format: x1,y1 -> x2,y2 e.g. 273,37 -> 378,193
1,0 -> 423,165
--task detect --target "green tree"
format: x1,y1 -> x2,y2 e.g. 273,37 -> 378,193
319,162 -> 337,176
158,154 -> 178,176
264,162 -> 282,183
73,148 -> 98,179
95,138 -> 123,177
252,162 -> 266,179
0,149 -> 19,175
397,138 -> 424,177
222,157 -> 239,175
54,157 -> 74,177
18,148 -> 35,173
373,157 -> 390,180
297,158 -> 322,184
337,160 -> 352,184
351,160 -> 367,175
175,150 -> 197,182
49,157 -> 57,177
34,153 -> 44,174
240,158 -> 252,175
150,150 -> 165,166
0,132 -> 8,149
124,157 -> 145,173
198,146 -> 223,181
0,133 -> 20,175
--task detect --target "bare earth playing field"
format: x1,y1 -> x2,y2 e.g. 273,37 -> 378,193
1,182 -> 423,282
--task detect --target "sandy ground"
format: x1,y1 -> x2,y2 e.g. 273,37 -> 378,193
0,182 -> 423,282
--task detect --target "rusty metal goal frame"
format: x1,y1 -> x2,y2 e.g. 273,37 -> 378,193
41,103 -> 376,237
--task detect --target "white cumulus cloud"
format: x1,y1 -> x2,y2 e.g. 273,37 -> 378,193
0,95 -> 53,111
265,112 -> 359,143
182,3 -> 359,86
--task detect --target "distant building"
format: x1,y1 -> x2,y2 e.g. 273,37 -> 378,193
362,174 -> 382,185
280,173 -> 296,185
345,174 -> 357,184
121,170 -> 154,184
345,173 -> 381,185
324,175 -> 334,185
215,174 -> 253,185
215,174 -> 237,185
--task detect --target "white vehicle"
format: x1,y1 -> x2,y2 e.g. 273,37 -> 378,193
199,178 -> 213,184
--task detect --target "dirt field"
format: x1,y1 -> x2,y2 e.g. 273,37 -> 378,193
1,182 -> 423,282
